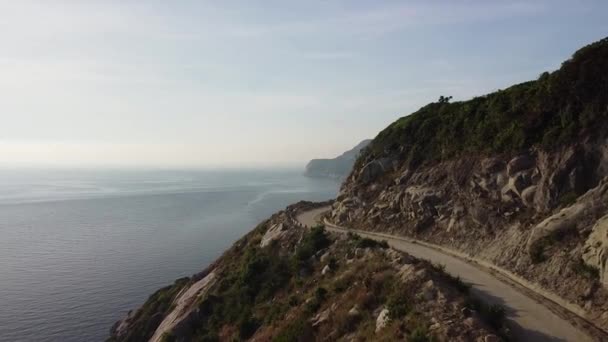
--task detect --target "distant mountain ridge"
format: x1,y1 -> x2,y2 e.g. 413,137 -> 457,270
304,139 -> 371,180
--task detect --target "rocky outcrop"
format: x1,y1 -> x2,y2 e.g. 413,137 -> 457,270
527,179 -> 608,255
331,139 -> 608,332
583,215 -> 608,285
375,308 -> 389,332
304,139 -> 371,180
149,272 -> 217,342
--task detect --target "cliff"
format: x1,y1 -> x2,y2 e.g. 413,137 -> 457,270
109,202 -> 505,341
304,140 -> 371,180
331,37 -> 608,331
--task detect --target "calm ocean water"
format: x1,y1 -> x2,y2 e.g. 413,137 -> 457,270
0,169 -> 339,342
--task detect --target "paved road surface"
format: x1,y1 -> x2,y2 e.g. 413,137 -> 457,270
296,206 -> 596,342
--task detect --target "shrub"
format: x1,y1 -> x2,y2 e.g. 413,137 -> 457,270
238,316 -> 260,339
294,226 -> 331,266
465,297 -> 507,330
348,233 -> 389,249
409,327 -> 433,342
572,259 -> 600,279
273,318 -> 311,342
387,293 -> 411,320
530,242 -> 546,264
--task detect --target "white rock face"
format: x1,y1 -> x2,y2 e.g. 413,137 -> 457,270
321,265 -> 331,275
348,305 -> 360,317
527,178 -> 608,254
260,223 -> 285,247
582,215 -> 608,286
375,308 -> 390,332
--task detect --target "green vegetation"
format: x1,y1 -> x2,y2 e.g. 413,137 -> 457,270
293,225 -> 331,271
193,244 -> 293,340
108,277 -> 190,342
347,232 -> 390,249
387,292 -> 411,320
409,326 -> 434,342
572,258 -> 600,279
180,226 -> 332,340
360,38 -> 608,169
273,318 -> 310,342
465,297 -> 507,331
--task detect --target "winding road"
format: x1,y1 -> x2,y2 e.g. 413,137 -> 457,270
296,206 -> 600,342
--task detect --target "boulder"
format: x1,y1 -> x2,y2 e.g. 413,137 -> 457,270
322,265 -> 332,275
375,308 -> 390,332
311,308 -> 331,327
320,252 -> 331,263
507,155 -> 535,176
348,305 -> 361,317
527,178 -> 608,254
527,203 -> 585,253
582,215 -> 608,286
521,185 -> 538,207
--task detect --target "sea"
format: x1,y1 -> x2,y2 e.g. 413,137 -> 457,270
0,168 -> 339,342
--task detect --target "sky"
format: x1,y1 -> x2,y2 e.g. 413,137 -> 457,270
0,1 -> 607,169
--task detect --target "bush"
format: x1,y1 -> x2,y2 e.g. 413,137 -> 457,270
355,237 -> 389,249
572,259 -> 600,279
348,233 -> 389,249
530,242 -> 546,264
273,318 -> 311,342
387,293 -> 411,320
305,287 -> 328,313
294,226 -> 330,264
238,316 -> 260,339
465,297 -> 507,330
409,327 -> 433,342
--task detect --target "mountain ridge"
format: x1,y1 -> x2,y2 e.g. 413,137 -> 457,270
331,36 -> 608,334
304,139 -> 371,180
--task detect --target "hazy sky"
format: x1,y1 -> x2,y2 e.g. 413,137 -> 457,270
0,1 -> 606,168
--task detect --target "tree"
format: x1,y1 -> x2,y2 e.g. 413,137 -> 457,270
438,95 -> 453,104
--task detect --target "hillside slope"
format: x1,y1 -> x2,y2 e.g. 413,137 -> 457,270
305,140 -> 371,180
331,37 -> 608,332
109,202 -> 505,341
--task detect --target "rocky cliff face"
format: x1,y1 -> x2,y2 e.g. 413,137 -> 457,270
331,38 -> 608,331
304,139 -> 371,180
